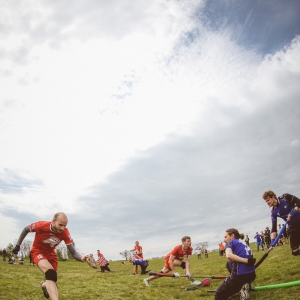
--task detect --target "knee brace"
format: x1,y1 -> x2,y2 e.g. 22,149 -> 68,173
45,269 -> 57,282
292,249 -> 300,256
180,261 -> 186,269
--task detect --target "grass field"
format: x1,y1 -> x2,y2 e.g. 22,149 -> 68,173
1,242 -> 300,299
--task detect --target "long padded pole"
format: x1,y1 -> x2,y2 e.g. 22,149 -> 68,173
148,271 -> 227,279
254,222 -> 287,269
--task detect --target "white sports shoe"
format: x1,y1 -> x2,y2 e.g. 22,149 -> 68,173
191,280 -> 201,285
240,283 -> 250,300
144,278 -> 150,287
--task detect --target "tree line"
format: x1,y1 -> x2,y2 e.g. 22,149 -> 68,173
119,241 -> 209,260
0,239 -> 78,261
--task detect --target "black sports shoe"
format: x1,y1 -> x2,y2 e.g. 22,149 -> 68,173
40,282 -> 50,299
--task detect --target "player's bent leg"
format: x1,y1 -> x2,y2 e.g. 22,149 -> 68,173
37,260 -> 59,300
160,267 -> 171,273
40,282 -> 50,299
144,267 -> 170,286
45,269 -> 57,282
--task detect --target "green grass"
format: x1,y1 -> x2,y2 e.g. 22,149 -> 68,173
1,243 -> 300,299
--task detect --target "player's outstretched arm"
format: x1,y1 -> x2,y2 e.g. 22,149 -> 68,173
66,244 -> 84,261
66,245 -> 97,268
185,255 -> 191,278
13,225 -> 30,254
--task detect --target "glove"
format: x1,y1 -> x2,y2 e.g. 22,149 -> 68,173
246,255 -> 256,266
12,245 -> 20,255
173,272 -> 180,278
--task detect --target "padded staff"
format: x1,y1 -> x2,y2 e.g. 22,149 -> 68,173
254,222 -> 287,269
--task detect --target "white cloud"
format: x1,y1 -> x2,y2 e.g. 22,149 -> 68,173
0,1 -> 299,259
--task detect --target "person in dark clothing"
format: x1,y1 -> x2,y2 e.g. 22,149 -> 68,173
262,191 -> 300,257
2,248 -> 7,261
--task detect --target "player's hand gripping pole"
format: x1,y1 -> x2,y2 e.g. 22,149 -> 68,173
254,222 -> 287,269
148,271 -> 227,279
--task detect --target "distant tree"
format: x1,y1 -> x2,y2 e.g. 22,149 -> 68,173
6,243 -> 14,255
56,242 -> 68,261
19,239 -> 32,258
119,250 -> 131,260
10,239 -> 32,258
195,242 -> 209,252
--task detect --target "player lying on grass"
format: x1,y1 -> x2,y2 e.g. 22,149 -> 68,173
262,190 -> 300,256
143,236 -> 197,287
214,228 -> 256,300
129,256 -> 150,275
13,212 -> 94,300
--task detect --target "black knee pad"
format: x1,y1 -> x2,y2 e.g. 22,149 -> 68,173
45,269 -> 57,282
180,261 -> 186,269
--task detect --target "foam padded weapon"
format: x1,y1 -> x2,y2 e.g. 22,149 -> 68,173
148,271 -> 227,279
253,280 -> 300,290
148,272 -> 175,277
255,222 -> 287,269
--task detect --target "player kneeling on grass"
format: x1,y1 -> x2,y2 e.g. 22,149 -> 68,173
13,212 -> 95,300
143,236 -> 196,287
129,256 -> 150,275
214,228 -> 256,300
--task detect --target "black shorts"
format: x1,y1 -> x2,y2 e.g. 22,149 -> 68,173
214,272 -> 256,300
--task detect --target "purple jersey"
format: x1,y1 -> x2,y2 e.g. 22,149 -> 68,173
254,234 -> 261,242
271,193 -> 300,230
226,239 -> 255,275
133,259 -> 148,267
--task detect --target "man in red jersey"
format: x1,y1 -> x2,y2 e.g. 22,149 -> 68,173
13,212 -> 90,300
143,236 -> 194,287
131,241 -> 143,259
131,241 -> 143,274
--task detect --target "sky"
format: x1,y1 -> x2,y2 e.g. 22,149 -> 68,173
0,0 -> 300,260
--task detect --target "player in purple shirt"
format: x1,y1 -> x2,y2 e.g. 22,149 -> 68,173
253,232 -> 264,251
129,256 -> 150,274
262,190 -> 300,256
214,228 -> 256,300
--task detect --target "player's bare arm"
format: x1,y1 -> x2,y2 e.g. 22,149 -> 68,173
185,255 -> 191,275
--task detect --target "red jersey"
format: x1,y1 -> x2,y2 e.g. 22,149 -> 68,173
165,245 -> 193,262
30,221 -> 73,254
133,245 -> 143,259
97,253 -> 108,267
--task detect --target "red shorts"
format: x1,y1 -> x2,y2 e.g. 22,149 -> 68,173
163,257 -> 183,271
163,257 -> 171,270
30,250 -> 58,271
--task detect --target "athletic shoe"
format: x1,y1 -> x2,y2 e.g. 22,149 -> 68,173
40,282 -> 50,299
240,283 -> 250,300
143,278 -> 150,287
191,280 -> 201,285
